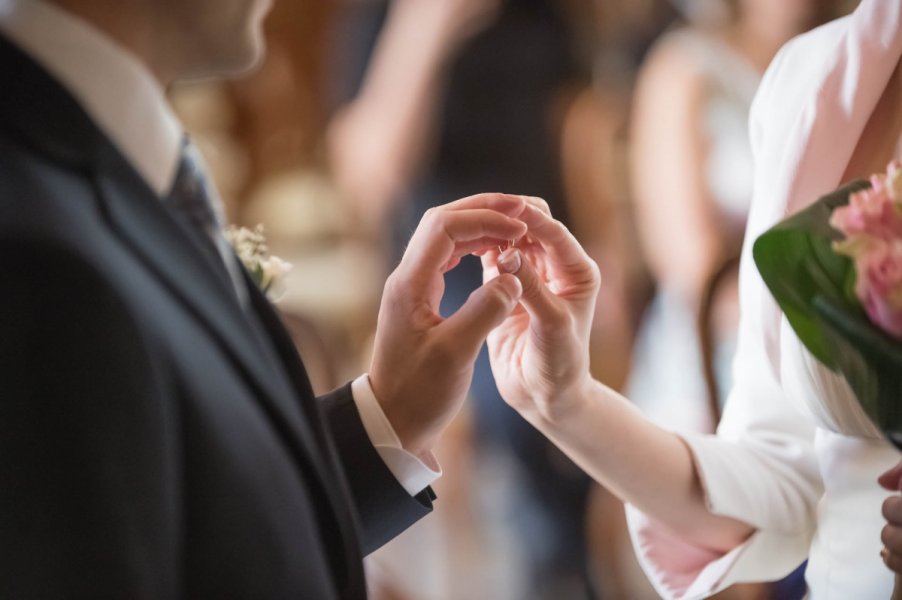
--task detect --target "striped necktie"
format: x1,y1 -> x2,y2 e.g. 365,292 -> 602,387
167,139 -> 247,303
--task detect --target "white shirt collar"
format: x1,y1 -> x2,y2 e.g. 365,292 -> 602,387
0,0 -> 183,196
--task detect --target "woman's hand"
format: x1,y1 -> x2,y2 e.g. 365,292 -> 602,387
370,193 -> 527,457
481,200 -> 755,551
879,460 -> 902,574
481,198 -> 601,423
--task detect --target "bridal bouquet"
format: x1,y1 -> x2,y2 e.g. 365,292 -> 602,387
753,161 -> 902,445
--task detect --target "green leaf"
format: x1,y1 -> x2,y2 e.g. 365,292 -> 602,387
754,179 -> 902,443
813,295 -> 902,438
753,181 -> 870,368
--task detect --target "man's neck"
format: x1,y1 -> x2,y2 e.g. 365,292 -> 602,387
0,0 -> 185,194
46,0 -> 175,84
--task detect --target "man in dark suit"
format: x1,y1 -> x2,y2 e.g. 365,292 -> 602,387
0,0 -> 528,597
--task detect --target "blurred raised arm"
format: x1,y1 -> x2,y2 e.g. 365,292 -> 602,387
327,0 -> 500,225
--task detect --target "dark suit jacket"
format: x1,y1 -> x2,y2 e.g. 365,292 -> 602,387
0,35 -> 432,599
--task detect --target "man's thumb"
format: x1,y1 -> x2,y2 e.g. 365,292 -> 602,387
439,273 -> 522,354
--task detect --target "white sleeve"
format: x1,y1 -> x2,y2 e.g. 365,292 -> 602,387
624,310 -> 823,599
624,34 -> 827,599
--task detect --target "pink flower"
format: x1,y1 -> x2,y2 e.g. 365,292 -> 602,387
830,183 -> 902,241
830,161 -> 902,339
853,238 -> 902,339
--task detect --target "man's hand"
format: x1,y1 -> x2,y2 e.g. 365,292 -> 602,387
481,198 -> 601,423
369,193 -> 527,457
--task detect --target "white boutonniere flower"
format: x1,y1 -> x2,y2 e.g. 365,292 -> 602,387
225,224 -> 293,300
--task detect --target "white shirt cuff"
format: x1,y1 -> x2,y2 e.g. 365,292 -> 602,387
624,431 -> 814,599
350,374 -> 442,496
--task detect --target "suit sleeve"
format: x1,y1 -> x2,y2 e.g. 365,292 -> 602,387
0,239 -> 181,599
318,385 -> 434,555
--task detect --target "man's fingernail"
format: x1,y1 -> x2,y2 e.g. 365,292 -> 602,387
497,273 -> 523,299
498,248 -> 521,274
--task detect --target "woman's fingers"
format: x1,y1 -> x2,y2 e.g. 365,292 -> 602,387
497,248 -> 569,337
517,204 -> 599,278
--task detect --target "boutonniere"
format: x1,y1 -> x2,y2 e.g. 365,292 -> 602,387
225,224 -> 293,300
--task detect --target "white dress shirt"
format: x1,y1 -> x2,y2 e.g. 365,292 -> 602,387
0,0 -> 439,497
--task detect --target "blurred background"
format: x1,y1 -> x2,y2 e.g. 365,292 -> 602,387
170,0 -> 858,597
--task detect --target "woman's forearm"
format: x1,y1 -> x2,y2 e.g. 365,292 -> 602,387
523,377 -> 754,553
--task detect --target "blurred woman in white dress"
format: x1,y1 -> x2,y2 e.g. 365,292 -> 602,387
627,0 -> 842,433
482,0 -> 902,597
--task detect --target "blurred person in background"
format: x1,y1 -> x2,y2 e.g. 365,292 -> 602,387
327,0 -> 501,233
624,0 -> 850,597
626,0 -> 846,435
560,0 -> 677,407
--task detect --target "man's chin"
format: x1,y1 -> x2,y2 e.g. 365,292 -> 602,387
224,49 -> 267,79
180,41 -> 267,83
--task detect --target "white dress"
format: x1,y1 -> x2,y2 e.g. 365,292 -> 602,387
626,2 -> 902,598
626,28 -> 760,434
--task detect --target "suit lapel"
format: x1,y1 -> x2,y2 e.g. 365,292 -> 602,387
97,156 -> 364,584
242,272 -> 366,592
95,152 -> 307,432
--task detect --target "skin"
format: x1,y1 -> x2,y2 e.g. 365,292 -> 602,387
367,193 -> 529,458
850,58 -> 902,576
50,0 -> 528,464
880,463 -> 902,573
528,17 -> 902,574
50,0 -> 272,84
733,0 -> 820,72
327,0 -> 502,226
630,0 -> 820,304
482,198 -> 753,553
54,0 -> 902,576
486,188 -> 902,568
